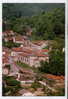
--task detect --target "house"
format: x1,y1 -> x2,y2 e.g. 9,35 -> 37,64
2,54 -> 10,75
3,30 -> 15,42
42,74 -> 64,81
11,47 -> 33,56
2,47 -> 10,53
11,47 -> 23,56
13,35 -> 32,47
3,30 -> 14,37
22,92 -> 35,96
31,40 -> 48,49
17,68 -> 35,81
4,37 -> 14,42
2,47 -> 11,75
2,48 -> 10,67
2,65 -> 9,75
18,89 -> 35,96
11,46 -> 49,67
13,35 -> 25,44
2,57 -> 9,67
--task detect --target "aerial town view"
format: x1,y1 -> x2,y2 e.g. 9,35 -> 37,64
2,3 -> 65,96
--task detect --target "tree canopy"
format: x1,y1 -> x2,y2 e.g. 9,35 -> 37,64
3,4 -> 65,40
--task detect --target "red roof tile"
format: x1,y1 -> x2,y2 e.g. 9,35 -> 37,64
12,47 -> 23,52
3,30 -> 14,34
41,49 -> 49,52
3,58 -> 9,64
43,74 -> 64,80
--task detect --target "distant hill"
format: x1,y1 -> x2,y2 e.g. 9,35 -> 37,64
3,3 -> 65,20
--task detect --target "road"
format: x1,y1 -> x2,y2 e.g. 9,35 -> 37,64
39,81 -> 57,92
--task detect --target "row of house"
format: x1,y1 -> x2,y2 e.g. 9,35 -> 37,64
2,47 -> 10,75
3,30 -> 49,49
2,47 -> 49,76
2,30 -> 49,75
3,30 -> 15,42
11,46 -> 49,67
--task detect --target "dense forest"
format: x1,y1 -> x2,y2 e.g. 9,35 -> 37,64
3,3 -> 65,40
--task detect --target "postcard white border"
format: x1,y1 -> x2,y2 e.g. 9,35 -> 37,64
2,0 -> 66,3
0,0 -> 67,99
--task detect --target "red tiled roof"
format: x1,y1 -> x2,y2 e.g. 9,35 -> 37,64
3,58 -> 9,64
3,54 -> 9,58
32,40 -> 47,46
41,49 -> 49,52
3,47 -> 10,52
35,53 -> 48,57
12,47 -> 23,52
12,47 -> 49,57
3,49 -> 10,57
43,74 -> 64,80
33,49 -> 48,57
19,52 -> 30,57
15,36 -> 24,41
12,47 -> 33,53
22,48 -> 33,54
3,30 -> 14,34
